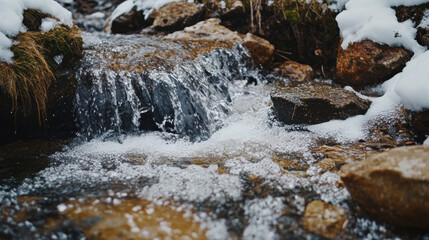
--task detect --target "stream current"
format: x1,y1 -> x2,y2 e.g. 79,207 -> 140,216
0,31 -> 428,239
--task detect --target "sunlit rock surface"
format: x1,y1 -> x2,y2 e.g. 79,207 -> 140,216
336,40 -> 412,89
340,145 -> 429,229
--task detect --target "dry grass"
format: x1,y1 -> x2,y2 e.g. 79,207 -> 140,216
0,34 -> 53,123
0,9 -> 82,123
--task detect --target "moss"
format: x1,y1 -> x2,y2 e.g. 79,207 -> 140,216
23,9 -> 52,31
0,9 -> 83,123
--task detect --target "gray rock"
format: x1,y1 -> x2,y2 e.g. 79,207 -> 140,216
271,82 -> 370,125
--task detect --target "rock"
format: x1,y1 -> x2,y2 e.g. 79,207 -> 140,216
318,158 -> 336,173
164,18 -> 242,42
336,40 -> 412,89
76,0 -> 98,14
411,109 -> 429,138
340,145 -> 429,228
165,18 -> 274,65
303,200 -> 347,239
270,83 -> 371,125
242,33 -> 274,66
110,6 -> 153,34
221,0 -> 244,18
274,61 -> 314,82
153,2 -> 202,31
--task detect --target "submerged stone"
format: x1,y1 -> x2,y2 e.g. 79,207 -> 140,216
303,200 -> 348,239
75,33 -> 259,141
340,145 -> 429,229
270,82 -> 370,125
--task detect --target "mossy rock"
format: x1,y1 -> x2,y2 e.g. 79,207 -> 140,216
0,9 -> 82,144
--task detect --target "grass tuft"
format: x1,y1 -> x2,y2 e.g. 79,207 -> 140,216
0,9 -> 82,123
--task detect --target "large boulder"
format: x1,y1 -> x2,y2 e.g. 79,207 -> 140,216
303,200 -> 348,239
271,82 -> 371,125
336,40 -> 412,89
340,145 -> 429,228
153,2 -> 202,31
273,60 -> 314,82
165,18 -> 274,66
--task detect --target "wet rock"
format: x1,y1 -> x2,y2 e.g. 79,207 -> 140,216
153,2 -> 202,31
340,145 -> 429,228
411,109 -> 429,138
273,60 -> 314,82
110,6 -> 154,34
60,198 -> 207,239
336,40 -> 412,89
270,83 -> 371,125
317,158 -> 336,173
303,200 -> 347,239
165,18 -> 274,65
242,33 -> 274,66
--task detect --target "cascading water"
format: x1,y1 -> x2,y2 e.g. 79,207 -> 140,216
74,33 -> 261,141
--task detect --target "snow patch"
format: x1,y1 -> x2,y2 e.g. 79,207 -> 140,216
336,0 -> 428,54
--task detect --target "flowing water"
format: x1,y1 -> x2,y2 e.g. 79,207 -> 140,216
1,15 -> 428,240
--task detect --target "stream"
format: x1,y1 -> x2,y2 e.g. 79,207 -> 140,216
1,4 -> 429,240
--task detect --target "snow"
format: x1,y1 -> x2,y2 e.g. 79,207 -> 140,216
336,0 -> 429,54
40,18 -> 59,33
0,0 -> 73,63
395,51 -> 429,111
309,0 -> 429,142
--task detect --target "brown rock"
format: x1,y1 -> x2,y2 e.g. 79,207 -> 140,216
303,200 -> 348,239
411,109 -> 429,138
153,2 -> 202,31
110,6 -> 153,34
242,33 -> 275,66
336,40 -> 412,89
318,158 -> 336,173
340,145 -> 429,228
271,82 -> 371,125
274,61 -> 314,82
164,18 -> 242,42
165,19 -> 274,65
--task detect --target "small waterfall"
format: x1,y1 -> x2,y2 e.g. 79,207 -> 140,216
74,33 -> 261,141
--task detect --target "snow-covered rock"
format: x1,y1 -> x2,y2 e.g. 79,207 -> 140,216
0,0 -> 73,63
